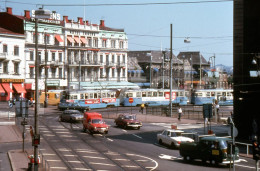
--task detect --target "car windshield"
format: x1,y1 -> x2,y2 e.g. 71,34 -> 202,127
219,140 -> 228,149
92,119 -> 104,124
124,115 -> 136,120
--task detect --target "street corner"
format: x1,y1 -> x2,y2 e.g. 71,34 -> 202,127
8,149 -> 30,171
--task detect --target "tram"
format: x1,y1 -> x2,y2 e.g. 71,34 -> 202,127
190,89 -> 233,105
119,89 -> 189,107
61,89 -> 120,109
39,90 -> 66,106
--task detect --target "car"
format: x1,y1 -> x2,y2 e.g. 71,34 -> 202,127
114,114 -> 142,129
83,112 -> 109,134
59,110 -> 83,122
58,102 -> 89,112
157,129 -> 194,148
179,136 -> 240,165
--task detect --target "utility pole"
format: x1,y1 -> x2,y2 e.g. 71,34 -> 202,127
162,51 -> 166,89
199,52 -> 201,89
170,24 -> 173,117
79,50 -> 81,90
44,32 -> 48,108
150,54 -> 152,88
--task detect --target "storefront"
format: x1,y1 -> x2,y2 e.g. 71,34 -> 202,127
0,79 -> 26,101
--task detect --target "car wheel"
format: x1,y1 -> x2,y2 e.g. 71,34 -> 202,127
159,139 -> 163,145
124,125 -> 127,130
105,131 -> 108,134
171,142 -> 176,149
137,126 -> 141,130
210,159 -> 218,165
184,156 -> 191,161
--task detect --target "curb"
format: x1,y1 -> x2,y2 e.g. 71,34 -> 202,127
7,151 -> 15,171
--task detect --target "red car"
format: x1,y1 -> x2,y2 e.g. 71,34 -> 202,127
114,114 -> 142,130
83,112 -> 109,134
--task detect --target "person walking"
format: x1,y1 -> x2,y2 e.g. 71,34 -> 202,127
140,103 -> 145,114
178,106 -> 183,121
216,103 -> 220,115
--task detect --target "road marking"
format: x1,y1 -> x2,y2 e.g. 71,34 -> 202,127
236,164 -> 255,169
133,134 -> 142,139
159,154 -> 177,160
83,156 -> 106,160
89,162 -> 116,166
126,153 -> 158,171
72,168 -> 91,170
114,158 -> 130,161
106,138 -> 114,142
49,167 -> 67,169
122,130 -> 127,133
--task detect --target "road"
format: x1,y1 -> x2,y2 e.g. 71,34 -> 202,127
12,106 -> 255,170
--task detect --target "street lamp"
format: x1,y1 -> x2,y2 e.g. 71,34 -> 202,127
44,29 -> 48,108
34,8 -> 51,171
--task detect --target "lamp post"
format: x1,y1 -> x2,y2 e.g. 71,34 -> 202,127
34,8 -> 51,171
162,51 -> 166,89
169,24 -> 173,117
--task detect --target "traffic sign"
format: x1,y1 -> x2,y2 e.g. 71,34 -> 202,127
129,98 -> 134,103
9,103 -> 13,108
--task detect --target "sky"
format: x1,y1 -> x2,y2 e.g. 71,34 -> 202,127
0,0 -> 233,66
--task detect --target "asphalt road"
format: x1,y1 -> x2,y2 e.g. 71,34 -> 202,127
10,105 -> 255,171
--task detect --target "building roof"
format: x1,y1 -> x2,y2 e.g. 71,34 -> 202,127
0,26 -> 23,36
177,51 -> 210,66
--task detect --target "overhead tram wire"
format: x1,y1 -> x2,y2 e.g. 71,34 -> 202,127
5,0 -> 233,7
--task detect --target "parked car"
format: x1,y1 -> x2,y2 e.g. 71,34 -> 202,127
114,114 -> 142,129
179,136 -> 240,165
83,112 -> 109,134
58,102 -> 89,112
59,110 -> 83,122
157,129 -> 194,148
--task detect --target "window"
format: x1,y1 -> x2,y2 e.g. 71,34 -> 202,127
122,68 -> 125,77
100,68 -> 103,77
3,62 -> 8,73
14,46 -> 19,56
127,93 -> 133,97
117,55 -> 120,64
30,51 -> 34,61
136,92 -> 141,97
153,92 -> 157,97
123,55 -> 126,63
112,55 -> 115,63
88,38 -> 91,47
112,68 -> 115,78
100,55 -> 103,63
52,52 -> 55,61
45,35 -> 50,44
159,92 -> 164,97
29,67 -> 34,78
119,41 -> 124,49
111,40 -> 115,48
59,68 -> 62,79
102,39 -> 107,47
142,92 -> 146,97
148,92 -> 152,97
3,44 -> 7,53
59,53 -> 62,62
51,68 -> 56,78
45,51 -> 48,61
14,63 -> 19,74
93,39 -> 98,47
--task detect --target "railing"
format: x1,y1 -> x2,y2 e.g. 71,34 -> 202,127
235,142 -> 252,156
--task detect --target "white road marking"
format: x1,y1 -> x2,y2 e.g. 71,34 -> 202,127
236,164 -> 255,169
133,134 -> 142,139
106,138 -> 114,142
126,153 -> 158,171
159,154 -> 177,160
122,130 -> 127,133
83,156 -> 106,160
89,162 -> 116,166
49,167 -> 67,169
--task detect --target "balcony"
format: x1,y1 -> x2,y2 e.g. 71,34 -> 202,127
0,53 -> 7,60
106,62 -> 116,68
118,62 -> 126,68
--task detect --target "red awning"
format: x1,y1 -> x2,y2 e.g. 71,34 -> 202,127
13,84 -> 26,93
80,37 -> 87,44
74,37 -> 80,44
55,35 -> 64,42
0,84 -> 5,93
1,83 -> 13,93
24,83 -> 32,90
67,36 -> 75,43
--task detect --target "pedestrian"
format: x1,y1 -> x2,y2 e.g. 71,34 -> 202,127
140,103 -> 145,114
216,103 -> 220,114
178,106 -> 183,121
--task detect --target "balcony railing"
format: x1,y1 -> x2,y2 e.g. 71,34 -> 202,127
0,53 -> 7,60
106,62 -> 116,67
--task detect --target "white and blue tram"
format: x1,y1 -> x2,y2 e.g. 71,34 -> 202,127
61,89 -> 120,109
120,89 -> 189,107
191,89 -> 233,106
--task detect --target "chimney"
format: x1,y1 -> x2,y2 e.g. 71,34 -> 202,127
77,17 -> 83,25
24,10 -> 30,19
63,16 -> 69,23
6,7 -> 12,15
100,20 -> 105,27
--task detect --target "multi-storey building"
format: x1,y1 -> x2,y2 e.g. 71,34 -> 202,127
0,26 -> 25,101
0,7 -> 138,101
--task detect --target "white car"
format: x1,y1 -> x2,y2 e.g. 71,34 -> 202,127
157,129 -> 194,148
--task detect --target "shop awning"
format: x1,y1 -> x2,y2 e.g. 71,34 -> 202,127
80,37 -> 87,44
0,84 -> 5,93
74,36 -> 81,44
55,35 -> 64,42
13,84 -> 26,93
1,83 -> 13,93
67,36 -> 75,43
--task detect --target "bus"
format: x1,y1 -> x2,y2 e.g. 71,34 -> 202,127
119,89 -> 189,107
190,89 -> 233,106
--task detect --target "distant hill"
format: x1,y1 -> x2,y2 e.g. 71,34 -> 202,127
214,64 -> 233,75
